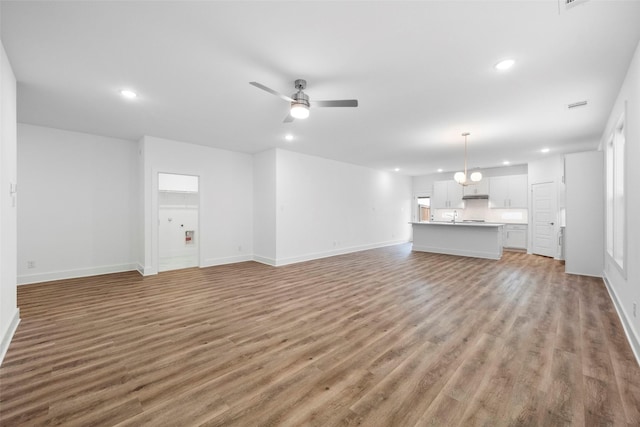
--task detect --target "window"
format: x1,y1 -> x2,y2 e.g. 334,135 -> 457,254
606,112 -> 625,273
417,197 -> 431,222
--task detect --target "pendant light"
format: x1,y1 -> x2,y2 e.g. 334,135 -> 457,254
453,132 -> 482,185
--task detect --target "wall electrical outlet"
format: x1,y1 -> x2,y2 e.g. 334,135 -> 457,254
27,261 -> 36,269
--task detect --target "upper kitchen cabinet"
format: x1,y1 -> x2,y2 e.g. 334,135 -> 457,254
489,175 -> 528,208
432,180 -> 464,209
462,178 -> 489,198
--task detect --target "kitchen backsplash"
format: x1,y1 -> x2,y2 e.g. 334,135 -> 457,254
432,199 -> 528,223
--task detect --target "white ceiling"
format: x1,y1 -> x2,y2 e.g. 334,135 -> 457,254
2,1 -> 639,176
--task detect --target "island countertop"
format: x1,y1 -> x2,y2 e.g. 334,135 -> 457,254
411,221 -> 503,260
411,221 -> 504,228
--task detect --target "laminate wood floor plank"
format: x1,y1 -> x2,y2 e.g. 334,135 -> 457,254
2,244 -> 639,426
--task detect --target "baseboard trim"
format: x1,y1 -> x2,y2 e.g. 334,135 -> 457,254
252,255 -> 276,267
0,309 -> 20,367
273,240 -> 409,267
202,255 -> 253,268
602,271 -> 640,367
565,269 -> 603,278
412,244 -> 501,260
17,263 -> 139,285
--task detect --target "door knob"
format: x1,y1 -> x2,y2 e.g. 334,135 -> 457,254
550,222 -> 554,225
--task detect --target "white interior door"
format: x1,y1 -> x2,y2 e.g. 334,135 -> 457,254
531,182 -> 557,257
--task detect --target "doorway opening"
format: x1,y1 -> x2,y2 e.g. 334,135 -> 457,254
158,173 -> 199,272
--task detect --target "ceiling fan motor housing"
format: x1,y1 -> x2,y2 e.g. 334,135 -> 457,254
291,90 -> 310,108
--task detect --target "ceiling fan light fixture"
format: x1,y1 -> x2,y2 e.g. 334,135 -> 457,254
290,103 -> 309,119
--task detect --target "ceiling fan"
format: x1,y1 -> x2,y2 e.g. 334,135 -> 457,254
249,79 -> 358,122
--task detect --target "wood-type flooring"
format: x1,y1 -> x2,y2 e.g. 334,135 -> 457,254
1,244 -> 639,426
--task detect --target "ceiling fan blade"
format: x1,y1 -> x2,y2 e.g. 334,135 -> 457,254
313,99 -> 358,108
283,113 -> 295,123
249,82 -> 293,102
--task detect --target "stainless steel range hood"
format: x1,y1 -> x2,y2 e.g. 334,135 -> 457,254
462,194 -> 489,200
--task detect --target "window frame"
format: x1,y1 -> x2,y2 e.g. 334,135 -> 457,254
605,108 -> 626,277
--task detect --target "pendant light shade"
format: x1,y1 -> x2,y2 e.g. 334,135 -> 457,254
454,132 -> 482,186
470,171 -> 483,182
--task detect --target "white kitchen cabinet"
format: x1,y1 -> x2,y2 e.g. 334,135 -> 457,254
462,179 -> 489,197
432,180 -> 464,209
503,224 -> 527,249
489,175 -> 528,208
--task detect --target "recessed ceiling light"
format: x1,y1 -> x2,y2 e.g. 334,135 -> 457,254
120,89 -> 137,99
285,134 -> 294,141
394,168 -> 400,172
495,59 -> 515,71
541,147 -> 550,153
437,168 -> 443,173
503,160 -> 510,165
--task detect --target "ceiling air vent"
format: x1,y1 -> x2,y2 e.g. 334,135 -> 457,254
568,100 -> 588,109
565,0 -> 589,9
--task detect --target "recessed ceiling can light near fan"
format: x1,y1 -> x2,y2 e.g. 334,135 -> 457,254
120,89 -> 137,99
454,132 -> 482,186
285,134 -> 294,141
495,59 -> 515,70
249,79 -> 358,123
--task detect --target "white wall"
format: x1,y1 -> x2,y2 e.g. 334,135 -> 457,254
602,40 -> 640,362
141,136 -> 253,274
564,151 -> 604,276
253,149 -> 276,264
273,149 -> 412,265
17,124 -> 139,284
0,39 -> 19,365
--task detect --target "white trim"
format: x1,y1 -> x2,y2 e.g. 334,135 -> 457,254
564,269 -> 602,278
0,309 -> 20,367
140,265 -> 158,276
17,263 -> 138,285
411,244 -> 501,260
252,255 -> 276,267
201,255 -> 253,268
603,271 -> 640,367
272,240 -> 409,267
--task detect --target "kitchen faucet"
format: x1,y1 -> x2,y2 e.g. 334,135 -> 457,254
452,210 -> 458,224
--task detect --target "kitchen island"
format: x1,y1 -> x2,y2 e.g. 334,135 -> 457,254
411,222 -> 504,260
